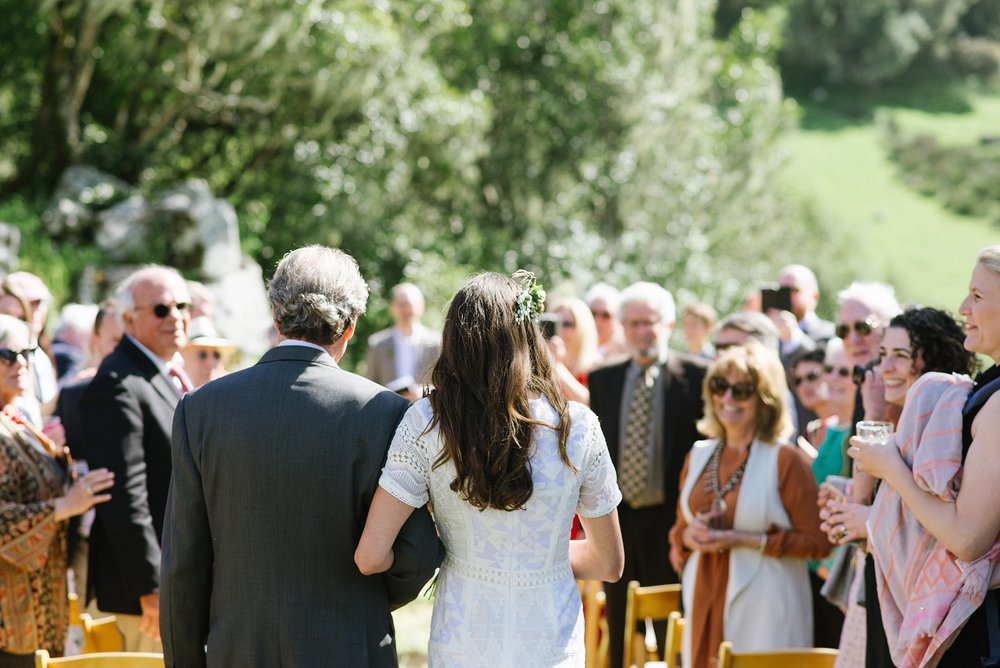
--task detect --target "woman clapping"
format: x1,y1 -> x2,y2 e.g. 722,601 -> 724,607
0,315 -> 113,666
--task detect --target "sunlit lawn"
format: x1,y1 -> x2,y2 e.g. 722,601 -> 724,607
394,597 -> 433,667
781,81 -> 999,311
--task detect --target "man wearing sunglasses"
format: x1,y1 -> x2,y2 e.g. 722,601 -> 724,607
588,281 -> 708,668
79,265 -> 192,653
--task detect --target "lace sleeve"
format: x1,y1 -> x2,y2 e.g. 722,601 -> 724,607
577,410 -> 622,518
379,402 -> 432,508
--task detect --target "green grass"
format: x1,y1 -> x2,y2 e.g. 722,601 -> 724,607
781,80 -> 1000,312
393,596 -> 433,666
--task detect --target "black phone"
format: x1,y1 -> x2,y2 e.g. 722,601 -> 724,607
760,285 -> 793,313
538,313 -> 559,339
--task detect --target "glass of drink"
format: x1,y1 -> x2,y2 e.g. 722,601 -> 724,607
856,420 -> 894,446
825,474 -> 852,499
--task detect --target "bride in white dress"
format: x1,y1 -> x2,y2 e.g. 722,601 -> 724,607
356,272 -> 624,667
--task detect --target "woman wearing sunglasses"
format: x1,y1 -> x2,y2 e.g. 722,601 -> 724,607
849,250 -> 1000,667
0,314 -> 114,666
669,342 -> 829,668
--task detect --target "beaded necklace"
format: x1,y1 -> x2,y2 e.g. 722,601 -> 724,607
702,438 -> 750,513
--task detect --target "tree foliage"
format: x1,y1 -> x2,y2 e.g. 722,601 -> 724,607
780,0 -> 999,86
0,0 -> 846,369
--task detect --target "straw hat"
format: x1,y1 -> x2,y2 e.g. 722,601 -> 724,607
186,316 -> 238,352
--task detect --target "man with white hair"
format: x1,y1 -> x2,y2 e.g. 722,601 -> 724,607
79,265 -> 192,652
588,281 -> 708,668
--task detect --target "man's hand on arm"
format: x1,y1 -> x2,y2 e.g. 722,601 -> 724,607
139,591 -> 160,641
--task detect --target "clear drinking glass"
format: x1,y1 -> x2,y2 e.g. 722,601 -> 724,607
856,420 -> 894,446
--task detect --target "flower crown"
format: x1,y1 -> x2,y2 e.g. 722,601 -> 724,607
512,270 -> 546,324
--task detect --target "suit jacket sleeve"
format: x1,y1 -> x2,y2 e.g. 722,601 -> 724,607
80,371 -> 162,600
160,396 -> 211,668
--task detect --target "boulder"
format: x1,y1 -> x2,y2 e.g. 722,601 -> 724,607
44,165 -> 133,236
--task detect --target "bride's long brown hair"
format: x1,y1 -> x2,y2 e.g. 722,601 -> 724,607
428,273 -> 572,511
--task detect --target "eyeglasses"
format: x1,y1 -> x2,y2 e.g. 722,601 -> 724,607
623,318 -> 661,329
197,349 -> 222,361
793,370 -> 822,387
823,364 -> 852,378
0,346 -> 36,366
136,302 -> 191,319
835,318 -> 879,339
708,376 -> 756,401
590,310 -> 612,320
560,321 -> 576,330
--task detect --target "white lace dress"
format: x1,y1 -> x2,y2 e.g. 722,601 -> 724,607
379,396 -> 621,668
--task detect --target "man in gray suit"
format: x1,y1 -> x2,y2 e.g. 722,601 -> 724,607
365,282 -> 440,399
160,246 -> 443,668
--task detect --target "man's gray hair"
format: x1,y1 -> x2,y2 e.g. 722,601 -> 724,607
115,265 -> 188,314
618,282 -> 676,324
269,246 -> 368,345
837,281 -> 901,323
716,311 -> 780,353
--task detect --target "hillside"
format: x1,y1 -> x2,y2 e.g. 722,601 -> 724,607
780,82 -> 999,313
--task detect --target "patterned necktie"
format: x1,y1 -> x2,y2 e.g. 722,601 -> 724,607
168,363 -> 194,395
619,365 -> 654,503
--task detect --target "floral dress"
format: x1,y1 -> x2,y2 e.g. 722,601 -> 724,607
0,413 -> 70,656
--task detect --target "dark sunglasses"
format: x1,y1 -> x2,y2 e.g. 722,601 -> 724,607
793,370 -> 822,387
590,309 -> 612,320
708,376 -> 756,401
197,349 -> 222,361
137,302 -> 191,318
0,346 -> 36,365
823,364 -> 852,378
835,318 -> 878,339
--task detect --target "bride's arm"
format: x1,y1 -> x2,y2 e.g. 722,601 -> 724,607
570,509 -> 624,582
355,488 -> 416,575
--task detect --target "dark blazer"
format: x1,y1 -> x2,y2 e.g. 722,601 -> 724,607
588,352 -> 708,524
79,335 -> 179,614
160,344 -> 444,668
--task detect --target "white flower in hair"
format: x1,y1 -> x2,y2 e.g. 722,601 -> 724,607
512,270 -> 546,324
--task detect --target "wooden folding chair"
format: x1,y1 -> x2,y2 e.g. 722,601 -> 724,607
78,614 -> 124,654
621,580 -> 681,668
67,594 -> 81,625
663,611 -> 683,668
34,650 -> 164,667
715,641 -> 838,668
578,579 -> 610,668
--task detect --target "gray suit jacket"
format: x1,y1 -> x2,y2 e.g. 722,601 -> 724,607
365,324 -> 440,389
160,344 -> 443,668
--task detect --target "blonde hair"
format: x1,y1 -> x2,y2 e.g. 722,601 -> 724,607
697,342 -> 792,444
976,245 -> 1000,278
549,296 -> 600,375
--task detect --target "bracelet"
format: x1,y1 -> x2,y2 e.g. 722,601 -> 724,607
757,532 -> 767,553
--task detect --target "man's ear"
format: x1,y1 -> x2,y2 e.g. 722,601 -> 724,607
341,319 -> 356,345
